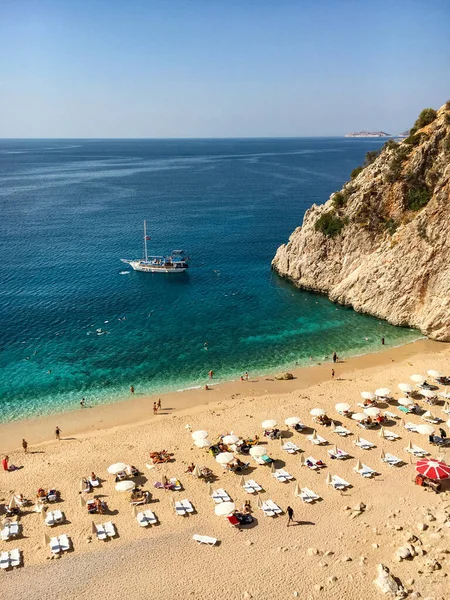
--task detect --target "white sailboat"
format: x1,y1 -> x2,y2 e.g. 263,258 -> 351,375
121,221 -> 189,273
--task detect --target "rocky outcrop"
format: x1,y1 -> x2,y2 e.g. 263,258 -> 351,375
272,103 -> 450,341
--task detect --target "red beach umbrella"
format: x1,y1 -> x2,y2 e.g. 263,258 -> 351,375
416,458 -> 450,480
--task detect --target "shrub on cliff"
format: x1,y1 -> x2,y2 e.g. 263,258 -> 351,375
409,108 -> 437,136
351,166 -> 363,179
364,150 -> 381,165
406,186 -> 431,211
315,211 -> 347,237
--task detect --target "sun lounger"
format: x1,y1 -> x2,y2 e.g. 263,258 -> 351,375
405,445 -> 428,457
354,437 -> 375,450
384,411 -> 398,420
47,492 -> 58,503
330,475 -> 350,490
299,487 -> 321,503
398,406 -> 410,414
421,415 -> 440,424
103,521 -> 116,538
327,447 -> 349,460
382,453 -> 403,466
45,510 -> 65,526
354,464 -> 377,478
0,552 -> 9,569
175,501 -> 186,516
95,523 -> 108,540
169,478 -> 182,491
304,456 -> 324,469
383,430 -> 400,441
261,500 -> 282,516
211,489 -> 231,503
193,534 -> 217,546
243,479 -> 262,493
0,549 -> 21,570
175,499 -> 194,515
333,426 -> 351,436
50,534 -> 70,554
89,477 -> 100,487
404,422 -> 418,432
307,434 -> 327,445
282,441 -> 300,453
137,510 -> 158,526
272,469 -> 293,482
1,522 -> 20,541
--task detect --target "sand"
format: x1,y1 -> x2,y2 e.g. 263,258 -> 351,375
1,338 -> 450,600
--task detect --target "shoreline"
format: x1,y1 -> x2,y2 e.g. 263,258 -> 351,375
0,337 -> 444,452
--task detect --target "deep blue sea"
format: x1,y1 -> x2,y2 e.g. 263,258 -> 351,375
0,138 -> 420,422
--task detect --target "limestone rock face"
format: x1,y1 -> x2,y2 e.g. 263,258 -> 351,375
272,104 -> 450,341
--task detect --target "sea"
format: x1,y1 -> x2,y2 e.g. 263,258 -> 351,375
0,138 -> 420,422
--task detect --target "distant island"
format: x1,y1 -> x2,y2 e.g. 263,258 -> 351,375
345,131 -> 391,138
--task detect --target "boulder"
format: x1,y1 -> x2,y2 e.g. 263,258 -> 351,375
275,372 -> 294,380
373,564 -> 405,596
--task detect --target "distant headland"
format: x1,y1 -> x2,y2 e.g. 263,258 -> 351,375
345,131 -> 391,138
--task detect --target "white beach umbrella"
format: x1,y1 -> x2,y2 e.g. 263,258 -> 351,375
310,408 -> 326,416
193,465 -> 201,478
335,403 -> 351,413
115,480 -> 135,492
107,462 -> 128,475
364,407 -> 380,417
311,429 -> 318,440
406,440 -> 413,450
427,370 -> 443,379
194,438 -> 211,448
262,419 -> 277,429
223,434 -> 239,445
420,389 -> 436,399
417,424 -> 435,435
375,388 -> 391,398
215,501 -> 235,516
215,452 -> 234,465
443,402 -> 450,412
300,453 -> 306,466
270,461 -> 276,473
191,430 -> 209,440
379,427 -> 386,439
256,495 -> 263,509
325,473 -> 332,485
351,413 -> 366,422
355,459 -> 362,471
249,445 -> 266,458
361,392 -> 376,401
422,411 -> 437,420
8,496 -> 17,510
330,420 -> 336,431
380,449 -> 386,460
285,416 -> 301,426
411,374 -> 425,383
398,383 -> 413,394
294,483 -> 300,497
398,397 -> 414,407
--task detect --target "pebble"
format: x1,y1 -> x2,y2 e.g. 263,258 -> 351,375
307,547 -> 319,556
417,523 -> 428,531
341,556 -> 352,562
327,576 -> 338,584
313,585 -> 323,592
245,540 -> 253,546
372,543 -> 379,549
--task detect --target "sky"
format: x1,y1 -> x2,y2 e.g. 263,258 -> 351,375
0,0 -> 449,138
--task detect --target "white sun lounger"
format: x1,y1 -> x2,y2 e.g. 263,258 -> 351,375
327,447 -> 349,460
265,500 -> 283,514
421,415 -> 440,424
330,475 -> 350,490
1,522 -> 20,541
272,469 -> 294,482
405,445 -> 428,457
354,464 -> 377,478
95,523 -> 108,541
282,441 -> 300,454
137,510 -> 158,526
45,510 -> 65,526
354,437 -> 375,450
0,549 -> 21,569
404,422 -> 418,432
175,501 -> 186,516
193,534 -> 217,546
383,411 -> 398,420
181,499 -> 194,513
243,479 -> 262,493
211,489 -> 231,503
382,453 -> 403,466
175,499 -> 194,515
307,434 -> 327,445
383,430 -> 400,441
103,521 -> 116,538
299,488 -> 321,503
89,477 -> 100,487
304,456 -> 323,469
333,426 -> 351,436
50,534 -> 70,554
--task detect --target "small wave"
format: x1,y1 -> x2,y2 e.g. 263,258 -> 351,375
119,271 -> 130,275
177,385 -> 202,392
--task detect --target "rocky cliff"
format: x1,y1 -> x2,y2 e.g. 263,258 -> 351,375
272,103 -> 450,341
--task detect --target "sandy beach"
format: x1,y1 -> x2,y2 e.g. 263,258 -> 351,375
1,338 -> 450,600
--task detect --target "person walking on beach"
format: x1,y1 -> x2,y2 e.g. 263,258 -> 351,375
80,397 -> 85,408
332,352 -> 337,363
331,369 -> 335,378
2,455 -> 9,471
244,371 -> 249,381
130,385 -> 135,395
22,439 -> 28,454
208,370 -> 214,379
55,426 -> 61,441
157,398 -> 161,411
381,337 -> 385,345
153,402 -> 158,415
287,505 -> 294,527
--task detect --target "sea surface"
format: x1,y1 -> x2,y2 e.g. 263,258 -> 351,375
0,138 -> 420,422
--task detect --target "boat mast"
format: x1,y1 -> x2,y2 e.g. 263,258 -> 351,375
143,220 -> 148,262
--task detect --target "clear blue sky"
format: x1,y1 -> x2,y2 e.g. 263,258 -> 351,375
1,0 -> 449,137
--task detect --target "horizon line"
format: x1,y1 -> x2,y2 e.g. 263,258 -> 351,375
0,135 -> 395,141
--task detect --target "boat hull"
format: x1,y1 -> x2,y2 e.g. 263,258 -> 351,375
123,260 -> 188,273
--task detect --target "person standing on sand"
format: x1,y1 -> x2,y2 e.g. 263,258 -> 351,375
153,402 -> 158,415
22,439 -> 28,453
331,369 -> 335,378
130,385 -> 135,395
381,337 -> 385,345
157,398 -> 161,411
80,398 -> 85,408
2,455 -> 9,471
287,506 -> 294,527
208,370 -> 214,379
332,352 -> 337,363
55,426 -> 61,441
244,372 -> 249,381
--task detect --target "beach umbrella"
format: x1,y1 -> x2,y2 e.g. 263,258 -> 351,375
411,374 -> 425,384
355,459 -> 362,471
354,434 -> 360,444
79,495 -> 86,508
335,403 -> 351,413
407,440 -> 413,450
380,449 -> 386,460
422,410 -> 435,419
330,420 -> 336,431
361,392 -> 376,401
443,402 -> 450,412
325,473 -> 332,485
398,383 -> 413,394
398,397 -> 414,406
420,389 -> 436,399
310,408 -> 325,416
44,533 -> 51,547
193,464 -> 201,478
300,453 -> 306,466
249,445 -> 266,458
207,482 -> 212,497
294,483 -> 300,497
107,462 -> 128,475
351,413 -> 366,422
8,496 -> 17,510
80,479 -> 86,492
270,461 -> 276,473
400,418 -> 406,428
194,438 -> 211,448
262,419 -> 277,429
375,388 -> 391,398
417,424 -> 435,435
239,476 -> 245,487
115,480 -> 135,492
91,521 -> 97,535
379,427 -> 385,439
132,505 -> 139,518
311,429 -> 318,440
191,430 -> 208,440
223,434 -> 239,445
256,495 -> 263,509
285,416 -> 301,426
216,452 -> 234,465
215,501 -> 235,516
40,506 -> 47,521
427,370 -> 443,379
416,458 -> 450,480
364,407 -> 380,417
279,434 -> 284,447
170,496 -> 175,511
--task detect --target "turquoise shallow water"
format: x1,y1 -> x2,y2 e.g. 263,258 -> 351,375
0,138 -> 420,422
